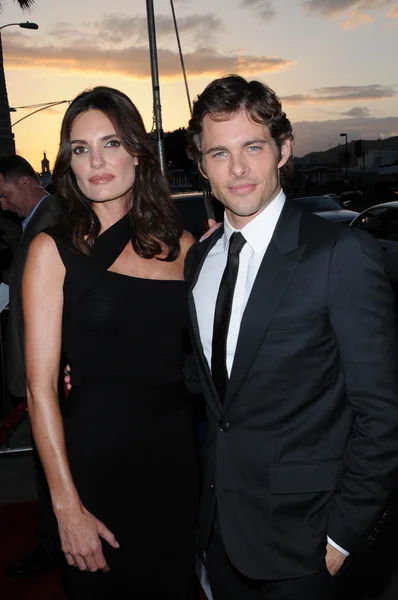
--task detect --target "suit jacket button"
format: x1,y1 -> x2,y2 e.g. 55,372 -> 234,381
219,421 -> 230,432
210,484 -> 215,491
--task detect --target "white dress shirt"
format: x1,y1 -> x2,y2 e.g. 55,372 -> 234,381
192,188 -> 349,558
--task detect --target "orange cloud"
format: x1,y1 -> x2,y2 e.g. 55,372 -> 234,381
342,10 -> 374,27
3,34 -> 294,80
387,4 -> 398,16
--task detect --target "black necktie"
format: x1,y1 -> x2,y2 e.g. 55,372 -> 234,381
211,232 -> 247,402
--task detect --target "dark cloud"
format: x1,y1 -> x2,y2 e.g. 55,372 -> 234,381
342,106 -> 371,117
282,84 -> 397,104
240,0 -> 276,20
3,32 -> 293,79
89,13 -> 223,45
292,116 -> 398,156
301,0 -> 394,18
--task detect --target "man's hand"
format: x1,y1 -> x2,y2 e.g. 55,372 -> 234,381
325,542 -> 346,576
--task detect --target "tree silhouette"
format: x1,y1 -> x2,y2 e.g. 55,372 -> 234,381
0,1 -> 35,11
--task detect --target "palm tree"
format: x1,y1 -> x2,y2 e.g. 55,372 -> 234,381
0,0 -> 35,10
0,0 -> 35,155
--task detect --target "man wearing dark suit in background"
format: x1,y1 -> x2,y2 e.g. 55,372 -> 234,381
0,155 -> 63,577
184,75 -> 398,599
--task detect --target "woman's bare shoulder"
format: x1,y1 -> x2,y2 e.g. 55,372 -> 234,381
26,232 -> 64,272
180,230 -> 195,258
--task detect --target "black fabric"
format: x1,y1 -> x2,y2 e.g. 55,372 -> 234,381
44,217 -> 199,599
186,202 -> 398,581
211,232 -> 246,402
7,194 -> 62,398
206,531 -> 337,600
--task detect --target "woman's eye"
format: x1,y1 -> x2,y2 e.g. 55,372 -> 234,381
72,146 -> 87,155
105,139 -> 121,148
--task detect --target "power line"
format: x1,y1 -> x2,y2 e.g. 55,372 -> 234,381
170,0 -> 192,114
11,100 -> 71,110
11,100 -> 70,128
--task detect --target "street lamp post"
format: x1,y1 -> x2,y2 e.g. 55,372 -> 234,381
340,132 -> 348,183
0,21 -> 39,31
0,21 -> 38,157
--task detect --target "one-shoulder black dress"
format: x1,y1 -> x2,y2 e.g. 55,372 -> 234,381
44,219 -> 198,599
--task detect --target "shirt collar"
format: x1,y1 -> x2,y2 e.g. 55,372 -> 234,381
222,189 -> 286,255
22,194 -> 48,231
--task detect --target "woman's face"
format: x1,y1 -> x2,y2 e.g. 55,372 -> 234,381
70,109 -> 138,204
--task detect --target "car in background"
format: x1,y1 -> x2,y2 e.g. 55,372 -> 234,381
289,195 -> 359,224
173,192 -> 359,238
350,201 -> 398,289
172,192 -> 224,239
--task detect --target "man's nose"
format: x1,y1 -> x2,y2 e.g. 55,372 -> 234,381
229,154 -> 249,177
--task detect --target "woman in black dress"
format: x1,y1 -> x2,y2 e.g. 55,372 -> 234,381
22,87 -> 198,599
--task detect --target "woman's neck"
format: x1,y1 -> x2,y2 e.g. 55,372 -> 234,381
93,198 -> 131,233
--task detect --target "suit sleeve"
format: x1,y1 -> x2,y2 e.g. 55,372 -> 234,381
183,242 -> 203,396
327,227 -> 398,552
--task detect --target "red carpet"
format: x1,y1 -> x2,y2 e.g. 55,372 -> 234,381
0,501 -> 209,600
0,501 -> 65,600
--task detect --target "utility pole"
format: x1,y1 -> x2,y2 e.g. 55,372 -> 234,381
146,0 -> 167,176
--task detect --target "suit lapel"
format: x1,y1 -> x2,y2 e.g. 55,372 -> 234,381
224,202 -> 306,410
187,226 -> 225,414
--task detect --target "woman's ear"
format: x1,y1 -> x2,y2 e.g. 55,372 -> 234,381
134,156 -> 139,166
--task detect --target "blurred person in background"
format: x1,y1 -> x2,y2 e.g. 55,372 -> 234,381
0,155 -> 62,578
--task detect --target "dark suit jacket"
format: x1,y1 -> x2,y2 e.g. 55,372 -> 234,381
7,194 -> 63,398
184,200 -> 398,581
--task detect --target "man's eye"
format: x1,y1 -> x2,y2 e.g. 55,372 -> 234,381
248,145 -> 261,152
72,146 -> 87,155
105,139 -> 121,148
213,151 -> 227,159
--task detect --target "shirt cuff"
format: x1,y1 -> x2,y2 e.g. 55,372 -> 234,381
327,536 -> 350,557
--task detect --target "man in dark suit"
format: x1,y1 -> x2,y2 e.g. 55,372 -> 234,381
0,155 -> 62,576
184,75 -> 398,599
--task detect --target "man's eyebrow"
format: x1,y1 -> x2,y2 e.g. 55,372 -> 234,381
243,138 -> 268,147
203,145 -> 227,156
204,138 -> 269,155
70,134 -> 119,144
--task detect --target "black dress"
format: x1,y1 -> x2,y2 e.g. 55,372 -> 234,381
45,218 -> 198,599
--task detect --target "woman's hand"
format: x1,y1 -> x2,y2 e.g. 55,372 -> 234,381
200,219 -> 222,242
56,504 -> 120,572
64,364 -> 72,391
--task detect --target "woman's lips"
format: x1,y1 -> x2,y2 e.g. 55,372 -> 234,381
88,174 -> 115,184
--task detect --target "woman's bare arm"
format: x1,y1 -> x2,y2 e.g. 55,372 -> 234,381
23,233 -> 119,572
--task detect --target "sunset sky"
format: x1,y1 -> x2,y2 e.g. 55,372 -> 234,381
1,0 -> 398,172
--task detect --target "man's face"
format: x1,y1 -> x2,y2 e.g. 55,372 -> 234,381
0,174 -> 32,218
199,109 -> 291,228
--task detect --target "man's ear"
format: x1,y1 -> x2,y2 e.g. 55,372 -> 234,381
19,176 -> 33,190
278,139 -> 292,169
134,156 -> 139,166
198,159 -> 208,180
